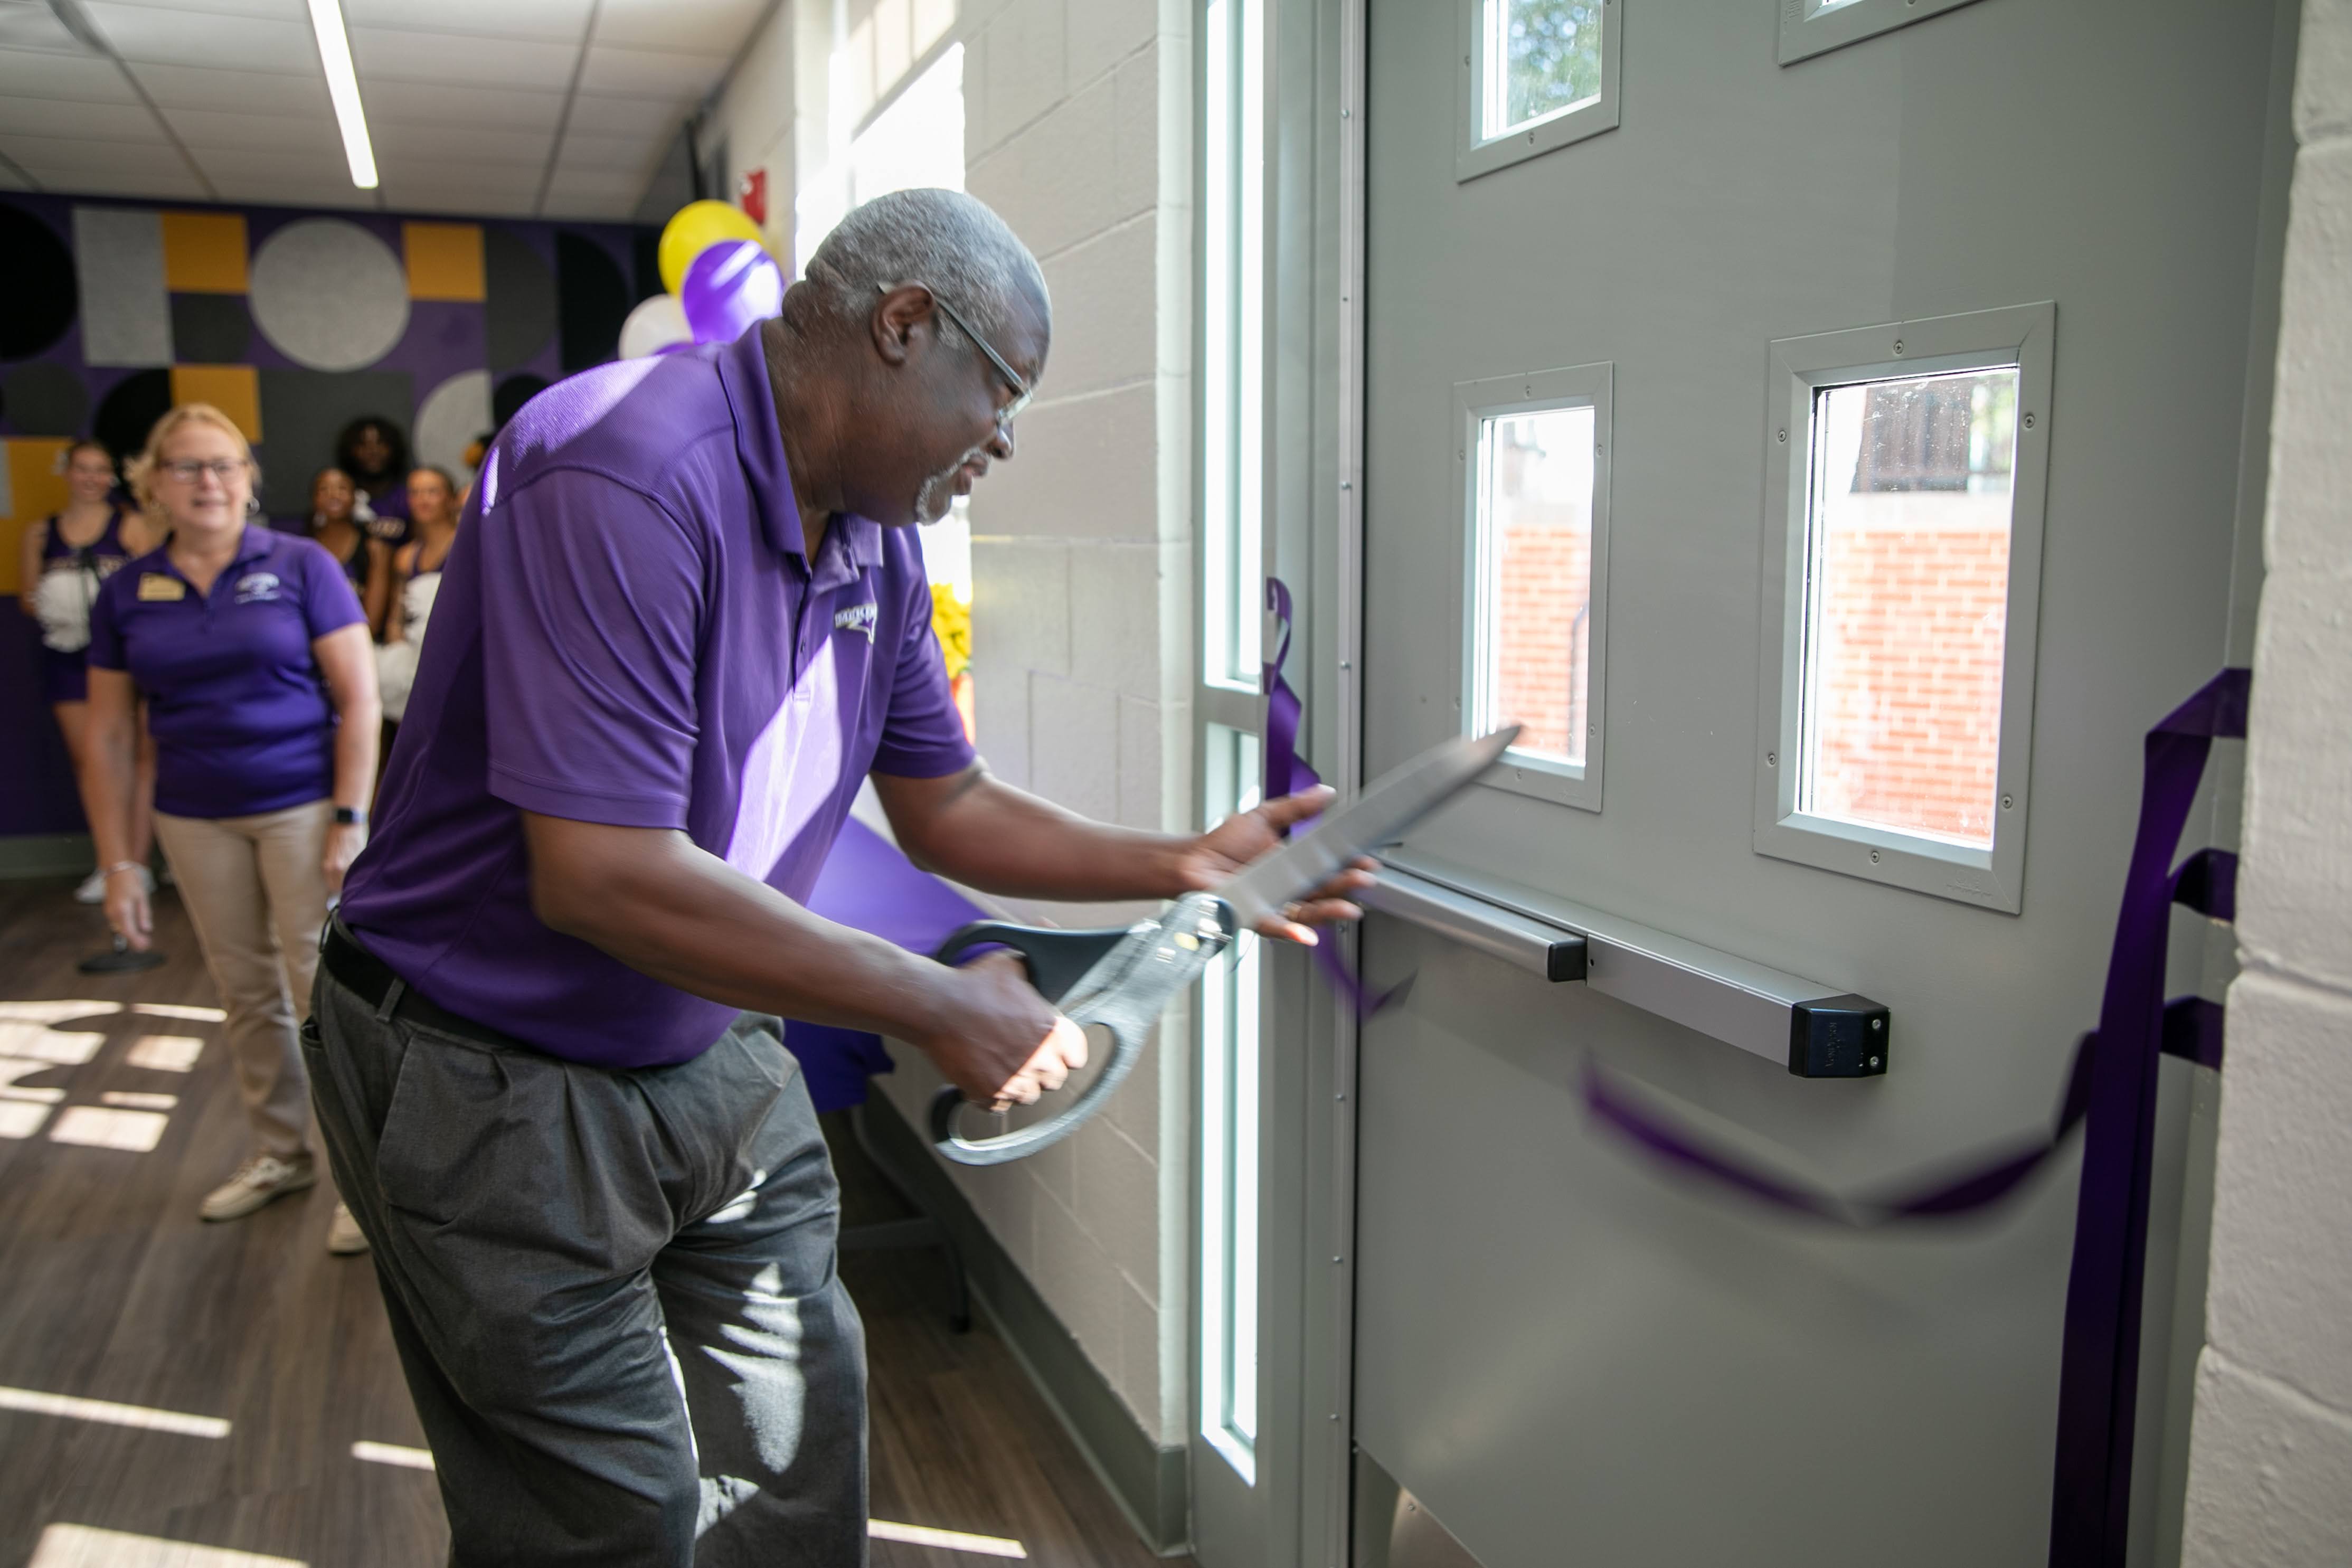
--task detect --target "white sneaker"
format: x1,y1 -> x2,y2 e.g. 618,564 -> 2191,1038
199,1153 -> 317,1222
327,1203 -> 370,1256
74,868 -> 106,904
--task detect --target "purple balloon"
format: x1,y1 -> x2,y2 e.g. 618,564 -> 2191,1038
681,239 -> 786,346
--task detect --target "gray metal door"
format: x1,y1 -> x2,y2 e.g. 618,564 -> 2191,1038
1350,3 -> 2290,1565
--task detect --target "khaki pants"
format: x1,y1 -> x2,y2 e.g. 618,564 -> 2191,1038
154,800 -> 333,1160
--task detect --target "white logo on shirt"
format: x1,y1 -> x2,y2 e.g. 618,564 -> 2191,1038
834,603 -> 877,643
233,571 -> 281,604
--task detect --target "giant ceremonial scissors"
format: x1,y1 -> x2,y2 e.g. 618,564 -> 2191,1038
929,726 -> 1518,1165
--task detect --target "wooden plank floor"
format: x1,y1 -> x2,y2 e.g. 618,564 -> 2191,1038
0,878 -> 1184,1567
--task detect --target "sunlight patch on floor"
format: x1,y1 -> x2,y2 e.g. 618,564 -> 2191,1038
101,1091 -> 179,1110
868,1519 -> 1029,1558
133,1003 -> 226,1024
126,1035 -> 206,1072
350,1440 -> 434,1470
0,1001 -> 121,1024
49,1106 -> 170,1152
27,1524 -> 304,1567
0,1100 -> 53,1138
0,1387 -> 230,1438
1,1026 -> 106,1065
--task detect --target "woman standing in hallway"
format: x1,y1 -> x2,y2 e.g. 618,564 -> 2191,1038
303,467 -> 391,640
84,405 -> 381,1255
17,439 -> 163,904
374,466 -> 459,728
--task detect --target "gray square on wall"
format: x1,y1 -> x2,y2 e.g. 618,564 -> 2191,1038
257,367 -> 414,517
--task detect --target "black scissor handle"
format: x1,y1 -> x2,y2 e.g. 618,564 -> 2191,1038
931,920 -> 1129,1004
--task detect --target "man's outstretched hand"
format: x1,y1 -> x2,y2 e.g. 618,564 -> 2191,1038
1174,784 -> 1376,946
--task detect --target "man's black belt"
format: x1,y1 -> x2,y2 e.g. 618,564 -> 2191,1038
323,917 -> 534,1054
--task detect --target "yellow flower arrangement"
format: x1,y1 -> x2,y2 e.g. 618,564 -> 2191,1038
930,582 -> 971,682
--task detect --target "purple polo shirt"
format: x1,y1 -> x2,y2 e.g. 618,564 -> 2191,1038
339,325 -> 976,1069
88,527 -> 365,819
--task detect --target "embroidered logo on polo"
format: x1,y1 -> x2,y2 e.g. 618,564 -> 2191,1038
137,573 -> 185,601
233,571 -> 282,604
834,603 -> 878,643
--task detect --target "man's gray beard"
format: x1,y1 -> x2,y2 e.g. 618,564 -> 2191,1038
913,464 -> 964,523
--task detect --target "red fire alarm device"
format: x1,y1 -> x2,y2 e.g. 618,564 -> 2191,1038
738,168 -> 768,225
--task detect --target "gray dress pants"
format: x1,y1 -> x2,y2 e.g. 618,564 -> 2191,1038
306,964 -> 868,1567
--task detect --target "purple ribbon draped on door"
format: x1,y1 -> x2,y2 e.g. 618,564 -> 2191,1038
1576,667 -> 2247,1568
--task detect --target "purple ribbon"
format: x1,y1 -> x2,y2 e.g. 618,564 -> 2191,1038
1261,578 -> 1401,1016
1576,668 -> 2247,1566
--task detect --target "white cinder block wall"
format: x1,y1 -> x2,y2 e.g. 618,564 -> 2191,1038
2181,3 -> 2352,1562
704,0 -> 1196,1452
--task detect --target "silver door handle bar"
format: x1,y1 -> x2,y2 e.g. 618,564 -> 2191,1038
1363,856 -> 1890,1079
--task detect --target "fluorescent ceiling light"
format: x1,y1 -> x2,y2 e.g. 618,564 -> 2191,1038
307,0 -> 377,189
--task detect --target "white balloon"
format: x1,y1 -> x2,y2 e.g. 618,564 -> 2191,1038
618,293 -> 692,360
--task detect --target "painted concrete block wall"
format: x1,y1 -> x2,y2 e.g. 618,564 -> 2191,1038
2182,3 -> 2352,1562
875,0 -> 1197,1451
703,0 -> 1197,1450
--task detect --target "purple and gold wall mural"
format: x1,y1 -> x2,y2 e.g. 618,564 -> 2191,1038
0,193 -> 654,844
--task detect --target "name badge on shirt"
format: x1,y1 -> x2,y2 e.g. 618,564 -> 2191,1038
137,573 -> 186,601
834,603 -> 878,643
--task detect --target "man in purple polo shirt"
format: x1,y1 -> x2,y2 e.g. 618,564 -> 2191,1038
312,189 -> 1362,1565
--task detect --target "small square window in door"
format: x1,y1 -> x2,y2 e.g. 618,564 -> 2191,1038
1799,368 -> 2019,848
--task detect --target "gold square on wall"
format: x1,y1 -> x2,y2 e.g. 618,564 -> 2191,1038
169,366 -> 263,443
403,222 -> 487,301
160,212 -> 250,294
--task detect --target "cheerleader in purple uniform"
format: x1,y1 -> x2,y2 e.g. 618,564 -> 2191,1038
16,439 -> 164,901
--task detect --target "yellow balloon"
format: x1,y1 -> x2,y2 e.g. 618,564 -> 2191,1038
658,201 -> 769,296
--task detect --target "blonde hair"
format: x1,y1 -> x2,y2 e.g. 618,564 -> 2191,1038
126,404 -> 261,525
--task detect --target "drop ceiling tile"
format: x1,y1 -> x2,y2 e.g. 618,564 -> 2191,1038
362,78 -> 567,130
207,175 -> 375,209
188,143 -> 350,183
0,95 -> 169,141
0,48 -> 140,103
544,164 -> 645,199
19,164 -> 208,199
129,61 -> 331,114
83,3 -> 319,73
0,2 -> 88,53
343,0 -> 591,43
592,0 -> 769,55
161,105 -> 337,150
576,43 -> 727,100
561,92 -> 687,139
375,181 -> 541,219
549,130 -> 656,173
118,0 -> 309,18
349,26 -> 577,90
542,193 -> 639,221
1,129 -> 178,173
370,118 -> 552,168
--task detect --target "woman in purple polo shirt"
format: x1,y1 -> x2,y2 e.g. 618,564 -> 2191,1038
16,438 -> 164,903
84,404 -> 382,1255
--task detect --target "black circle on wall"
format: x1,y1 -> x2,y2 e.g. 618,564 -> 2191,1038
556,232 -> 630,373
2,361 -> 91,436
493,373 -> 550,432
0,203 -> 79,361
94,369 -> 175,466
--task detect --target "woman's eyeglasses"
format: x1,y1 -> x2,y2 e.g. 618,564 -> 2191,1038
159,459 -> 250,484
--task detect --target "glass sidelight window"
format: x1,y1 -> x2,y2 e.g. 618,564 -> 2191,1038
1756,305 -> 2054,911
1457,0 -> 1621,182
1458,364 -> 1613,811
1203,0 -> 1265,690
1198,723 -> 1262,1482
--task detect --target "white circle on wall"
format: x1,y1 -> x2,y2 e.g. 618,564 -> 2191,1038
249,219 -> 410,371
619,293 -> 691,359
414,369 -> 492,492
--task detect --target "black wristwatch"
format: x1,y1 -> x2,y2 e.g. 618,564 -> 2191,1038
333,806 -> 368,826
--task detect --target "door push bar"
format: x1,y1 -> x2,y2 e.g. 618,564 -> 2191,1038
1364,854 -> 1890,1079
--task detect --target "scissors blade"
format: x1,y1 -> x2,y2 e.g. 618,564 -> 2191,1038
1217,725 -> 1519,932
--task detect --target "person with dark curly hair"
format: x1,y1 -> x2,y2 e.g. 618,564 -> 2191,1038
334,416 -> 412,545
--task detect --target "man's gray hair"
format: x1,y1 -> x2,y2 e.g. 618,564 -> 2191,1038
804,188 -> 1047,347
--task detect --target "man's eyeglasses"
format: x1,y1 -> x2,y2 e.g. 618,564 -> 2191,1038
158,458 -> 250,485
880,282 -> 1034,430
